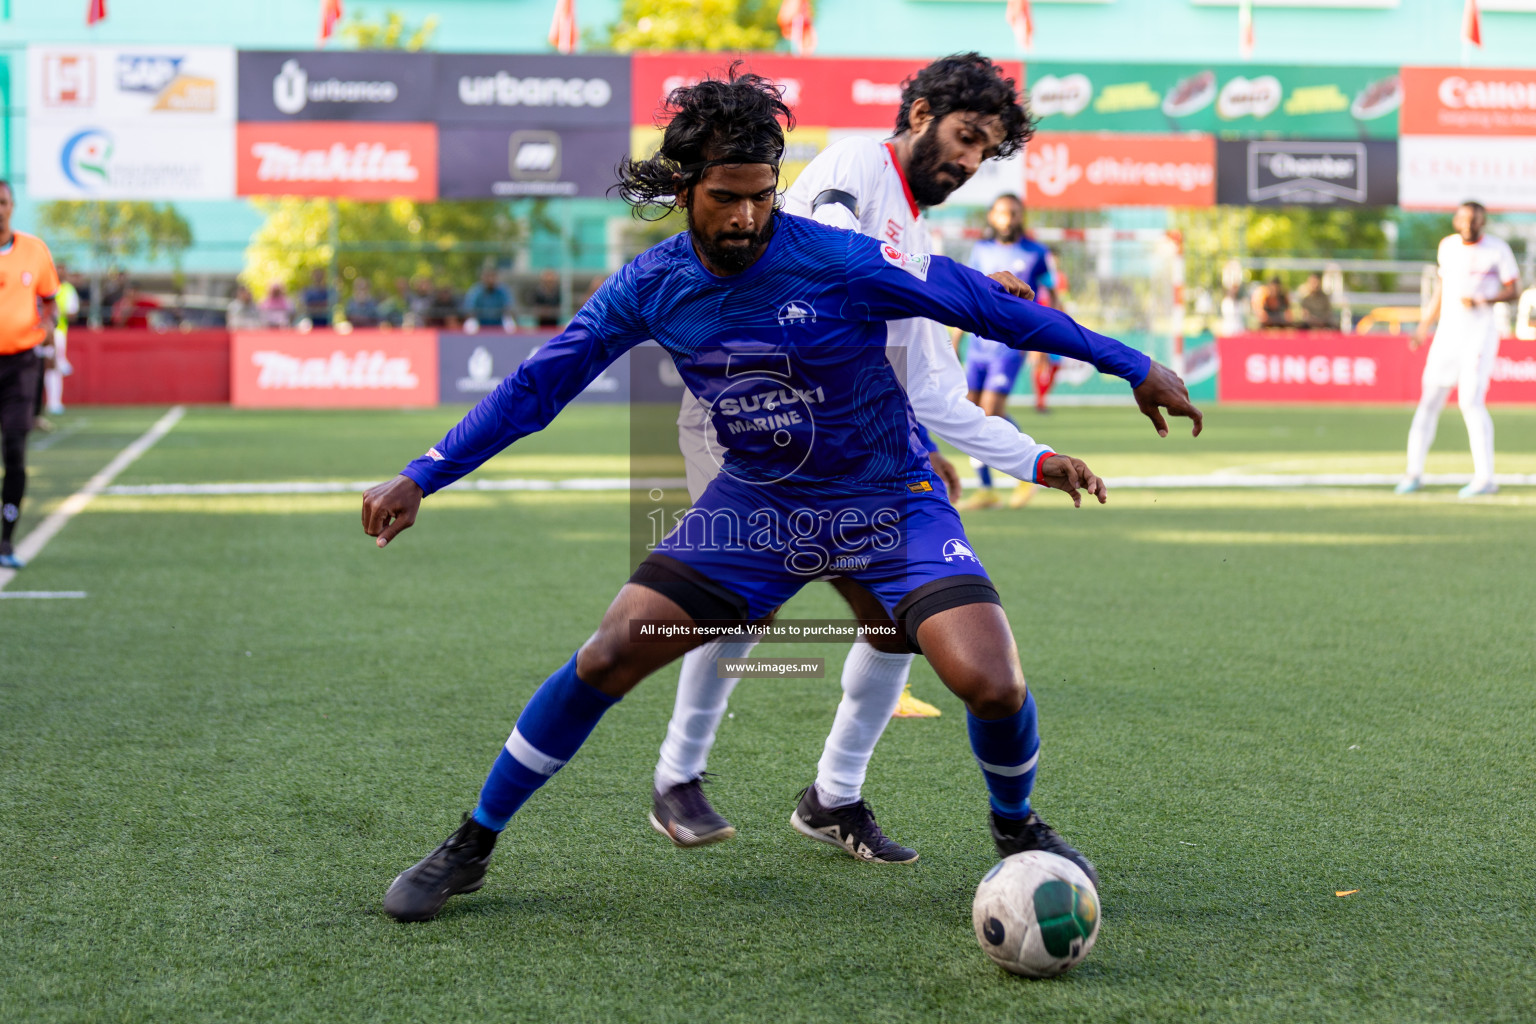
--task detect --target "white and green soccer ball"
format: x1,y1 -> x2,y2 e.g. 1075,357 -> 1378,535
972,850 -> 1100,977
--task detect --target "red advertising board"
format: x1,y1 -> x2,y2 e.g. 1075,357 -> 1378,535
236,123 -> 439,199
630,54 -> 1020,129
67,329 -> 231,404
230,330 -> 439,408
1401,66 -> 1536,136
1023,133 -> 1215,208
1218,332 -> 1536,404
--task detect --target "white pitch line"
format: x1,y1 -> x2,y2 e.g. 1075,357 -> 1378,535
0,591 -> 88,599
0,406 -> 185,593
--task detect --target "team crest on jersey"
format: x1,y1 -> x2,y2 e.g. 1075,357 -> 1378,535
880,244 -> 930,282
776,300 -> 817,326
942,538 -> 979,563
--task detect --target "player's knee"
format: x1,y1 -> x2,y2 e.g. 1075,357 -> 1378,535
575,634 -> 624,686
967,676 -> 1025,719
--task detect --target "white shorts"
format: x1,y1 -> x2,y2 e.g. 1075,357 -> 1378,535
1422,327 -> 1499,401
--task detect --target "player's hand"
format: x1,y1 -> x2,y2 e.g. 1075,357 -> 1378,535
1133,360 -> 1203,438
362,475 -> 424,548
1410,324 -> 1431,350
1038,454 -> 1107,508
928,451 -> 962,503
989,271 -> 1035,302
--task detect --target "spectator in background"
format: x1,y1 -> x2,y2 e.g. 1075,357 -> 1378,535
259,283 -> 294,328
1251,275 -> 1291,329
407,276 -> 435,327
1219,283 -> 1247,335
527,268 -> 563,327
346,279 -> 382,328
463,263 -> 512,327
111,281 -> 161,329
428,282 -> 462,330
1297,273 -> 1336,330
301,269 -> 334,327
102,269 -> 129,314
226,283 -> 263,330
379,276 -> 412,327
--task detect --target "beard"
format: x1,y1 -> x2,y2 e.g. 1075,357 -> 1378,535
688,208 -> 776,274
907,129 -> 971,208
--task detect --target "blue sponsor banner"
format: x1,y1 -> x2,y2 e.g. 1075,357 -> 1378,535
238,50 -> 435,122
438,124 -> 628,199
434,54 -> 630,127
438,331 -> 632,405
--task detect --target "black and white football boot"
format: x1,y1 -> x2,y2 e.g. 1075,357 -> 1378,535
990,810 -> 1099,888
650,776 -> 736,848
383,815 -> 498,922
790,785 -> 918,864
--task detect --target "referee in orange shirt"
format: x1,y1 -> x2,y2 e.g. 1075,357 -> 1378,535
0,180 -> 61,569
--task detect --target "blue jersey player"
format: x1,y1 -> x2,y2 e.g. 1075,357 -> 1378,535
956,193 -> 1061,509
362,71 -> 1202,923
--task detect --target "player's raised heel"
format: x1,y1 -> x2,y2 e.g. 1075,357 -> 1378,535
990,810 -> 1098,889
650,776 -> 736,847
790,785 -> 918,864
383,814 -> 497,923
1393,477 -> 1424,495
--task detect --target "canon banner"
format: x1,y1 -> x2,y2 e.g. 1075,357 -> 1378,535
238,50 -> 435,122
231,330 -> 439,408
1024,133 -> 1216,208
1219,332 -> 1536,404
434,54 -> 630,127
438,332 -> 630,404
438,125 -> 629,199
1216,139 -> 1397,206
1401,66 -> 1536,136
1398,135 -> 1536,212
237,122 -> 438,199
1027,63 -> 1402,138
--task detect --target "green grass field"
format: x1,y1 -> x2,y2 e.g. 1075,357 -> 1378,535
4,403 -> 1534,1023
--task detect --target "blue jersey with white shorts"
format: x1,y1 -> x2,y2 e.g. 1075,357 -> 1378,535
401,214 -> 1147,620
964,237 -> 1057,394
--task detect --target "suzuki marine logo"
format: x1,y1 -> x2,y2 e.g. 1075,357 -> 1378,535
776,300 -> 816,326
509,130 -> 561,181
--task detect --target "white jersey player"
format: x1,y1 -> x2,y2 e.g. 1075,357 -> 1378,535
1399,202 -> 1520,498
654,57 -> 1069,863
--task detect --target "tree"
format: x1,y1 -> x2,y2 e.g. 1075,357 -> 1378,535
600,0 -> 779,52
337,8 -> 438,51
242,198 -> 552,305
37,200 -> 193,271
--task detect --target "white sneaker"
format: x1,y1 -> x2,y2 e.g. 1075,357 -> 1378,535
1393,477 -> 1423,495
1457,480 -> 1499,499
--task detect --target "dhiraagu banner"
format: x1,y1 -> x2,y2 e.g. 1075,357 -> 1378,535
1027,63 -> 1403,138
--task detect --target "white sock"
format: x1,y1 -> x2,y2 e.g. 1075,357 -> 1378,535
815,640 -> 914,807
654,634 -> 759,790
1406,386 -> 1451,479
44,369 -> 63,412
1460,393 -> 1496,483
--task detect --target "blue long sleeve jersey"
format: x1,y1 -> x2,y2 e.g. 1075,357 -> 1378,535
402,213 -> 1150,496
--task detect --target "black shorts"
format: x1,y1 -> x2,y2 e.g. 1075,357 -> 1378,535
0,348 -> 42,437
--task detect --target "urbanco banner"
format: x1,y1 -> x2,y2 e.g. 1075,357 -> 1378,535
434,54 -> 630,127
231,330 -> 439,408
238,50 -> 435,121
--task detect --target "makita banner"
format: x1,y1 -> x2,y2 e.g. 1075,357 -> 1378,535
438,332 -> 630,404
438,125 -> 629,198
434,54 -> 630,127
231,330 -> 439,408
236,122 -> 438,199
238,50 -> 435,121
1216,139 -> 1396,206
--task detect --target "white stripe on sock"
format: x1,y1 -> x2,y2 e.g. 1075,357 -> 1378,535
976,750 -> 1039,778
505,728 -> 567,776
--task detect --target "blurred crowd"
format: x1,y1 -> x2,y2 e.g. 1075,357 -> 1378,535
226,263 -> 603,332
1220,274 -> 1340,334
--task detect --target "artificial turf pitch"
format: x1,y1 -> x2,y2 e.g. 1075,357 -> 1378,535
3,404 -> 1534,1023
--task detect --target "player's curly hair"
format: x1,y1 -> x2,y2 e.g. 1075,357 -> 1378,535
615,64 -> 796,221
894,53 -> 1034,159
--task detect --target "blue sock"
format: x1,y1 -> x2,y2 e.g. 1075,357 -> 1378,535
978,463 -> 993,488
471,653 -> 619,831
966,689 -> 1039,820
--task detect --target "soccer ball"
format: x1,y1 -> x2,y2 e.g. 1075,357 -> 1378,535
972,851 -> 1100,977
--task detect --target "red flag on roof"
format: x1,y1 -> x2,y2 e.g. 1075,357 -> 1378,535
1462,0 -> 1482,47
778,0 -> 817,57
319,0 -> 344,45
1005,0 -> 1033,51
1239,0 -> 1254,59
86,0 -> 106,25
549,0 -> 578,54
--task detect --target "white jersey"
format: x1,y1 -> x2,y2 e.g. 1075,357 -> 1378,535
1424,233 -> 1519,391
677,135 -> 1052,499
